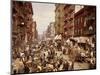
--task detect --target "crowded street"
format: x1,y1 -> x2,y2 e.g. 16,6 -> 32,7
12,37 -> 96,74
12,1 -> 96,74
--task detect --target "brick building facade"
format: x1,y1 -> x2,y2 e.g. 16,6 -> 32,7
74,6 -> 96,37
12,1 -> 37,52
63,5 -> 75,38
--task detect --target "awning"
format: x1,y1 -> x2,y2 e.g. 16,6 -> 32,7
54,34 -> 62,40
71,37 -> 89,43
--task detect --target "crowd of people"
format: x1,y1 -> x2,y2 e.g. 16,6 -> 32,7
12,37 -> 96,74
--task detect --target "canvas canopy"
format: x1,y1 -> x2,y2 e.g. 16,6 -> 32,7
70,37 -> 89,43
54,34 -> 62,40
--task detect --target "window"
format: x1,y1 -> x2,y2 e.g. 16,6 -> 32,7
81,17 -> 83,23
13,8 -> 17,14
84,17 -> 87,27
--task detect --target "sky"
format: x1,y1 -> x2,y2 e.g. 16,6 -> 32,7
32,2 -> 55,35
75,5 -> 84,13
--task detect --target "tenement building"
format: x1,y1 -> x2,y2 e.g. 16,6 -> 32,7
12,1 -> 37,52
